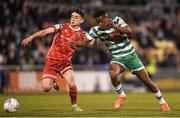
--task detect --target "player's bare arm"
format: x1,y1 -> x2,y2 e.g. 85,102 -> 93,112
70,37 -> 98,49
88,39 -> 98,46
107,19 -> 132,41
21,27 -> 55,46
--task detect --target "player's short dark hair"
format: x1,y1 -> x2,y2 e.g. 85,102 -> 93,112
94,9 -> 106,18
72,8 -> 85,19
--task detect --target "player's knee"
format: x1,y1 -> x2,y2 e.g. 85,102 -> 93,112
42,85 -> 51,92
68,83 -> 76,89
65,79 -> 76,88
109,70 -> 119,79
42,78 -> 53,92
43,87 -> 51,92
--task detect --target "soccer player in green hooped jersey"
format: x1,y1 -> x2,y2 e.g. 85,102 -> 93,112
72,9 -> 170,111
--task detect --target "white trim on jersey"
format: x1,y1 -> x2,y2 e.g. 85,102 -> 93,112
98,28 -> 115,34
104,41 -> 115,44
86,33 -> 94,40
54,24 -> 63,30
109,42 -> 126,49
131,66 -> 145,72
112,49 -> 135,58
110,61 -> 126,69
120,23 -> 127,27
42,74 -> 57,80
111,44 -> 133,53
112,16 -> 127,27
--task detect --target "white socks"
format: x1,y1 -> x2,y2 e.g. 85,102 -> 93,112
72,104 -> 77,108
115,84 -> 126,97
155,90 -> 166,104
115,85 -> 166,104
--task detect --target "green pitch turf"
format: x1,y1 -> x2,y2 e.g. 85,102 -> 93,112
0,92 -> 180,117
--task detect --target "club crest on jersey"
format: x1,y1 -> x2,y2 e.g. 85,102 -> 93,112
75,33 -> 80,40
64,29 -> 69,34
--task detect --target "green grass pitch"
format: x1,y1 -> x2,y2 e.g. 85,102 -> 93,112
0,92 -> 180,117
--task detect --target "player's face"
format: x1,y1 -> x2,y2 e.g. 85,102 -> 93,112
70,12 -> 84,27
97,14 -> 111,29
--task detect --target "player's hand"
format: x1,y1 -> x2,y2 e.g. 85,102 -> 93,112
21,37 -> 33,46
69,40 -> 77,50
107,31 -> 121,41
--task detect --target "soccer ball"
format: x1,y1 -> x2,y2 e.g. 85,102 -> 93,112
4,98 -> 20,112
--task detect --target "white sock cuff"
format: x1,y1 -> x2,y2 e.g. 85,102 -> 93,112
72,104 -> 77,108
159,98 -> 166,104
155,90 -> 161,97
115,84 -> 122,90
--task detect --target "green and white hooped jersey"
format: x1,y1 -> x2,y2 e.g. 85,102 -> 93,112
87,16 -> 135,58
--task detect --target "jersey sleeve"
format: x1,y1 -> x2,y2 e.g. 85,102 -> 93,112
52,24 -> 63,33
87,27 -> 99,40
113,16 -> 127,27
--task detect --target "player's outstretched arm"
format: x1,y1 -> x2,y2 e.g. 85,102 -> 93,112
70,37 -> 89,49
87,39 -> 98,47
21,27 -> 55,46
113,24 -> 132,34
70,37 -> 97,49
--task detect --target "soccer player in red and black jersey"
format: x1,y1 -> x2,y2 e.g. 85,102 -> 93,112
22,8 -> 86,112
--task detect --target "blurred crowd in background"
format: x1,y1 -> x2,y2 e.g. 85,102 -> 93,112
0,0 -> 180,69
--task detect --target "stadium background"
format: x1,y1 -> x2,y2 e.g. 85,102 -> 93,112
0,0 -> 180,117
1,0 -> 180,93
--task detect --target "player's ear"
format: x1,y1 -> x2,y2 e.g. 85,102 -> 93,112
80,19 -> 84,23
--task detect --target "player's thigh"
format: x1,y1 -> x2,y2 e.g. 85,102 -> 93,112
42,59 -> 58,87
109,62 -> 125,77
62,70 -> 76,86
109,58 -> 125,75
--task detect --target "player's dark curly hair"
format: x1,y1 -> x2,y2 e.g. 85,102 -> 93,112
72,8 -> 86,19
94,9 -> 106,18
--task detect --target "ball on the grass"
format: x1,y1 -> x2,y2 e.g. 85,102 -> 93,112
4,98 -> 20,113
